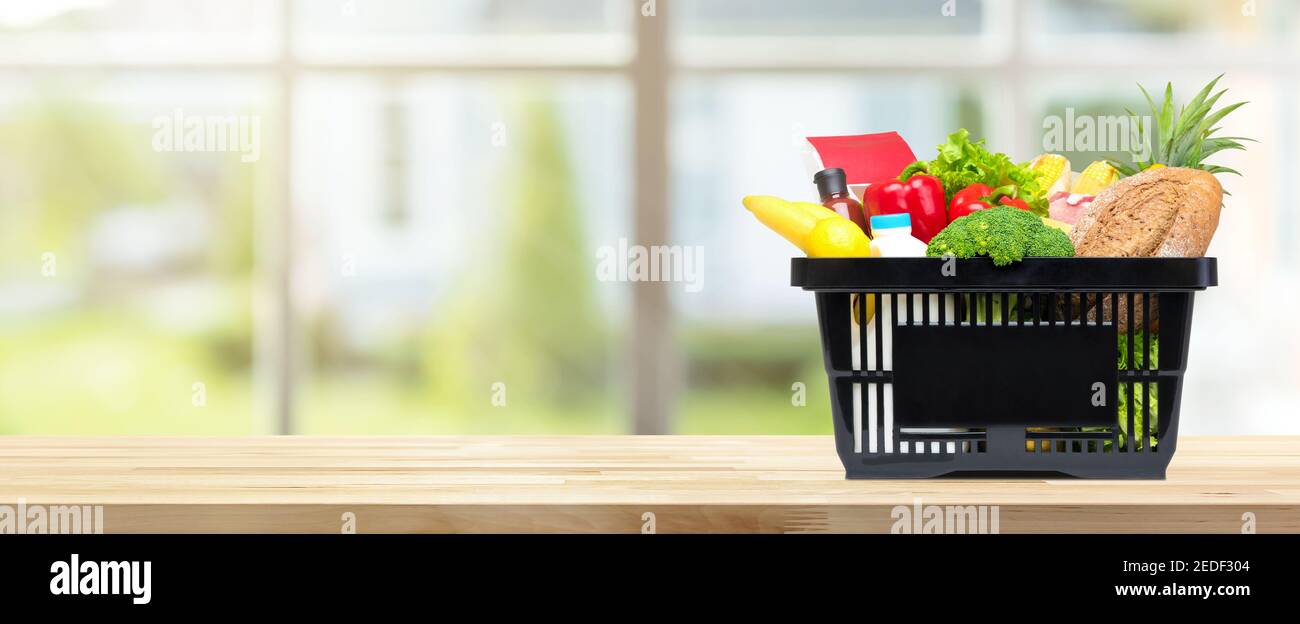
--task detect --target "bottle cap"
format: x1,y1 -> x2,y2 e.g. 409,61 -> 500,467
813,168 -> 849,201
870,213 -> 911,230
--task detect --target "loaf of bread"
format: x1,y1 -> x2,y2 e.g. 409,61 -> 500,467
1068,167 -> 1222,330
1070,167 -> 1222,257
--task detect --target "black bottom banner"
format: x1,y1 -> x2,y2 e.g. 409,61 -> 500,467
1,534 -> 1292,611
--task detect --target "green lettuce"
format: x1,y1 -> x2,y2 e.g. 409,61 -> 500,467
900,129 -> 1048,216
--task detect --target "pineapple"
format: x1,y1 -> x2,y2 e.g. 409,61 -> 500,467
1111,75 -> 1253,177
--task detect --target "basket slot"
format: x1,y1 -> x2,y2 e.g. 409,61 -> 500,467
898,440 -> 953,454
1143,291 -> 1153,452
1126,292 -> 1136,453
852,294 -> 865,453
901,430 -> 985,440
877,292 -> 888,370
876,292 -> 887,455
1110,291 -> 1121,452
899,427 -> 978,455
1026,430 -> 1114,440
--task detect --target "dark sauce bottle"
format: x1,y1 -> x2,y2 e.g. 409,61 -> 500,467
814,167 -> 869,237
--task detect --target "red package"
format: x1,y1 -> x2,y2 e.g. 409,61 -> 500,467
805,132 -> 917,188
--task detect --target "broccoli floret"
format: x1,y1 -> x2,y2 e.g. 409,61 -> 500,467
925,206 -> 1074,266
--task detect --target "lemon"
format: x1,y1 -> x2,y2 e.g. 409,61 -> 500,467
851,293 -> 876,326
806,217 -> 871,258
1144,163 -> 1166,171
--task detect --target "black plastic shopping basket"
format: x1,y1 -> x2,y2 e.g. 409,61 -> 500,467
791,257 -> 1217,479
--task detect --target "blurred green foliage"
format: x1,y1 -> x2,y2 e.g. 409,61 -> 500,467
0,94 -> 257,434
0,96 -> 167,273
0,93 -> 827,436
421,95 -> 609,411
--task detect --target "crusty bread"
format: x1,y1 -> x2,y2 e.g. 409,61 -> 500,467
1070,167 -> 1222,257
1067,167 -> 1221,331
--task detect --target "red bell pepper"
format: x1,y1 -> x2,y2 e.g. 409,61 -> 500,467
862,174 -> 947,243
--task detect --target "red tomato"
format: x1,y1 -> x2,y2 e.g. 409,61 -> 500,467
948,183 -> 994,221
998,196 -> 1031,211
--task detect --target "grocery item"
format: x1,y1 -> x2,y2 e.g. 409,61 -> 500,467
1047,191 -> 1092,225
898,129 -> 1049,216
806,216 -> 872,258
775,79 -> 1232,479
1069,160 -> 1119,196
1111,75 -> 1252,177
1070,167 -> 1222,258
868,213 -> 927,258
741,195 -> 839,253
1029,153 -> 1071,196
947,183 -> 993,220
1116,331 -> 1160,449
803,131 -> 917,199
926,206 -> 1074,266
949,183 -> 1031,220
1070,167 -> 1223,331
1078,332 -> 1161,450
864,213 -> 929,328
1041,216 -> 1072,234
814,167 -> 869,236
996,194 -> 1031,211
862,174 -> 947,244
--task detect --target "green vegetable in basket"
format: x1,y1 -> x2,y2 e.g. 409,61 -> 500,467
925,206 -> 1074,266
959,293 -> 1019,324
1082,332 -> 1160,449
1118,331 -> 1159,449
899,129 -> 1049,216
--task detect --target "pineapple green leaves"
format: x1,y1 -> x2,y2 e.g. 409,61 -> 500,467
1111,75 -> 1255,178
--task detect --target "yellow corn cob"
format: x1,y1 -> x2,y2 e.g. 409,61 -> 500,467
742,195 -> 838,252
1070,160 -> 1119,196
1029,153 -> 1071,196
1041,216 -> 1071,234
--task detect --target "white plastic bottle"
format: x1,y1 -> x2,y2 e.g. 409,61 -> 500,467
868,213 -> 927,258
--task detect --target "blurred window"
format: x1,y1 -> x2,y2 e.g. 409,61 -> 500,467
0,0 -> 1296,435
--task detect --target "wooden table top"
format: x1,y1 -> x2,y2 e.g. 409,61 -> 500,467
1,436 -> 1296,533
